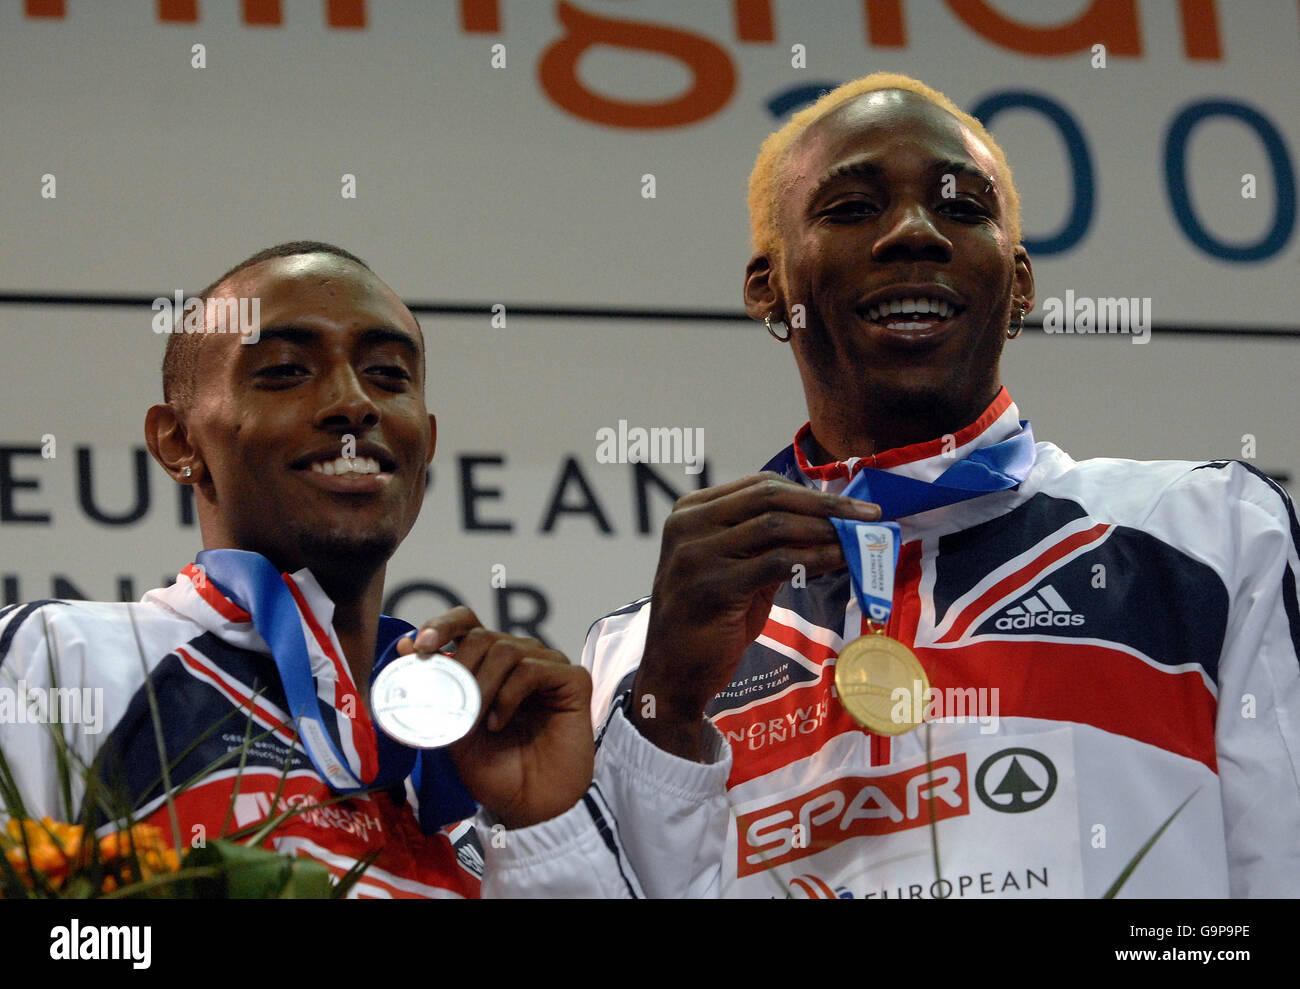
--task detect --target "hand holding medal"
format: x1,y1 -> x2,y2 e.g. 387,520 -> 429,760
633,472 -> 883,761
389,607 -> 595,830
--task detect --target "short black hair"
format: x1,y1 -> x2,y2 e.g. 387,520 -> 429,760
161,240 -> 380,409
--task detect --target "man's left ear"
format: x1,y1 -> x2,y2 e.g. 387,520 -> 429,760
425,414 -> 437,467
1013,245 -> 1035,313
145,403 -> 204,483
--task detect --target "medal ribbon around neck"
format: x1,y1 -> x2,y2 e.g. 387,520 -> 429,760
194,550 -> 478,830
827,424 -> 1036,733
829,420 -> 1037,623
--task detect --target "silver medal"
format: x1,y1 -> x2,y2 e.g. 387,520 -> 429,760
372,651 -> 481,748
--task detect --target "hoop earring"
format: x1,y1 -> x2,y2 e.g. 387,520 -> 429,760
1007,306 -> 1025,339
765,314 -> 791,343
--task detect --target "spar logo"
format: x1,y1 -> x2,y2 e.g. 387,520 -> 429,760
975,747 -> 1057,814
735,754 -> 968,877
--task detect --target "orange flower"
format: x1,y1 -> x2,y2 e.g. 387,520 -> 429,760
2,818 -> 179,896
3,818 -> 78,884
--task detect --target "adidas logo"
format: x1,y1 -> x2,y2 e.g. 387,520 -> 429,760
994,584 -> 1085,630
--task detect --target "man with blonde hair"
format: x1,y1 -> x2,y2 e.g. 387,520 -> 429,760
582,73 -> 1300,898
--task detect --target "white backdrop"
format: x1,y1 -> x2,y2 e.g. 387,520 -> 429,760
2,0 -> 1297,654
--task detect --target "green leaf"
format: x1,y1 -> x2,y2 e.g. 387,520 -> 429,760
60,875 -> 98,900
1103,788 -> 1201,898
178,839 -> 335,899
126,605 -> 184,854
40,614 -> 77,823
331,849 -> 380,899
0,841 -> 36,899
925,722 -> 943,894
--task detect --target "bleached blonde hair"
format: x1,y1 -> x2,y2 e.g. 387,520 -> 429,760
747,72 -> 1021,256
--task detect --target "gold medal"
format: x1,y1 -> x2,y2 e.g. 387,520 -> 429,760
834,630 -> 929,735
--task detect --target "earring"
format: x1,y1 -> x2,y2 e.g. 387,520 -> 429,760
1007,306 -> 1025,339
182,466 -> 193,479
764,313 -> 791,342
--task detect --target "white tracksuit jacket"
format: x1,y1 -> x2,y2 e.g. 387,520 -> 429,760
0,562 -> 731,898
583,390 -> 1300,898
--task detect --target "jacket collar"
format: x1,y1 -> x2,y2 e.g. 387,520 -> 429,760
141,561 -> 410,685
765,387 -> 1022,493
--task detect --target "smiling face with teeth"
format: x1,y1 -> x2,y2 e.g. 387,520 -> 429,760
744,89 -> 1035,460
147,252 -> 436,597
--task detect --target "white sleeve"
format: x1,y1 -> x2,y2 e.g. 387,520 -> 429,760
1210,467 -> 1300,895
0,602 -> 92,823
474,707 -> 731,898
580,603 -> 651,734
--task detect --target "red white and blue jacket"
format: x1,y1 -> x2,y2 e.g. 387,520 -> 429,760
583,389 -> 1300,898
0,563 -> 731,898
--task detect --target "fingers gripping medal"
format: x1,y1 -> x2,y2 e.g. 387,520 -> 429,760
372,638 -> 482,748
829,517 -> 929,735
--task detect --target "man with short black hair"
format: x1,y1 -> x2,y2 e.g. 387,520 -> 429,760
1,242 -> 730,897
